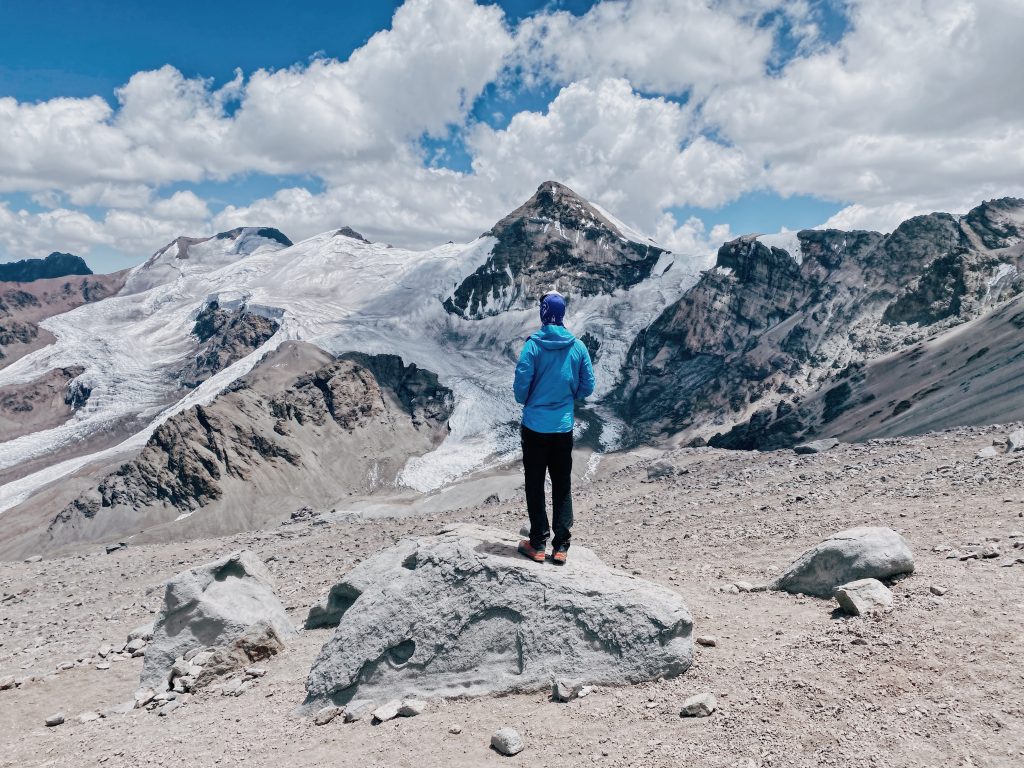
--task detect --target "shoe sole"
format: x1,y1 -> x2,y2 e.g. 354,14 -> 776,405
518,546 -> 545,563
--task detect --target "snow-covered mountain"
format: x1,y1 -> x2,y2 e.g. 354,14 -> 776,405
0,184 -> 696,555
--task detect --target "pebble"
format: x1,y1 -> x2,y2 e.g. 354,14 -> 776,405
24,555 -> 42,564
695,635 -> 718,647
449,725 -> 463,735
491,727 -> 525,756
980,544 -> 1001,559
371,699 -> 403,723
552,678 -> 584,702
44,713 -> 65,727
158,700 -> 181,717
0,676 -> 15,690
314,705 -> 343,726
77,712 -> 101,723
344,699 -> 375,723
398,699 -> 427,717
929,585 -> 947,596
680,692 -> 717,718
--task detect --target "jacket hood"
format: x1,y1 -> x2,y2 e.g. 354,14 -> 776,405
530,324 -> 577,350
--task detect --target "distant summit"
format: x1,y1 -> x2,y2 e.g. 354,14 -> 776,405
0,252 -> 92,282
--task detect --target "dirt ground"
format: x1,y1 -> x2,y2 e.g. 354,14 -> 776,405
1,424 -> 1023,768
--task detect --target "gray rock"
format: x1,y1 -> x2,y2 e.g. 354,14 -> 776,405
1008,428 -> 1024,453
0,676 -> 14,690
133,687 -> 155,708
44,713 -> 65,727
680,692 -> 717,717
552,678 -> 583,702
343,699 -> 375,722
371,699 -> 403,723
103,701 -> 135,717
24,555 -> 42,564
76,712 -> 101,723
491,727 -> 525,756
398,699 -> 427,717
929,585 -> 947,596
646,461 -> 675,480
314,706 -> 343,725
140,550 -> 294,689
834,578 -> 894,616
695,635 -> 718,647
773,527 -> 915,597
158,700 -> 182,716
304,525 -> 692,707
981,543 -> 1000,559
794,438 -> 839,455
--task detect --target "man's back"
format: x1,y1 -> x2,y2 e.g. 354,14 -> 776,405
513,324 -> 595,434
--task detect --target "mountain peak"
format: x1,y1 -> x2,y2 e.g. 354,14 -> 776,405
490,181 -> 622,240
0,252 -> 92,283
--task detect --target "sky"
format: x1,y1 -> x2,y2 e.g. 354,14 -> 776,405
1,0 -> 1023,272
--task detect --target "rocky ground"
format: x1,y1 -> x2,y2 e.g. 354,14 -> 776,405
2,424 -> 1023,767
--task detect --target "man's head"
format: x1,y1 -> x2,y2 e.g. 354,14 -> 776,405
540,290 -> 566,326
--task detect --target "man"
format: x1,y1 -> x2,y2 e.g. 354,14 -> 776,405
513,290 -> 596,565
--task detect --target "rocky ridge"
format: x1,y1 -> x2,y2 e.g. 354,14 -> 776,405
0,252 -> 92,283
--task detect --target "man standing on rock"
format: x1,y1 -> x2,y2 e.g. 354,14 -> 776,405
513,290 -> 596,565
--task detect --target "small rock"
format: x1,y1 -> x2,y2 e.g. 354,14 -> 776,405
929,585 -> 947,596
1008,428 -> 1024,453
244,666 -> 267,678
44,713 -> 65,727
95,662 -> 110,670
552,678 -> 584,702
834,578 -> 894,616
695,635 -> 718,648
0,676 -> 15,690
133,687 -> 156,709
76,712 -> 101,723
103,701 -> 135,717
314,705 -> 343,726
980,544 -> 1000,559
976,446 -> 1003,459
491,727 -> 525,756
398,699 -> 427,717
449,725 -> 463,734
371,699 -> 403,723
646,461 -> 675,480
794,438 -> 839,455
158,700 -> 181,717
343,699 -> 375,722
680,692 -> 717,717
126,638 -> 147,654
24,555 -> 42,564
734,581 -> 753,592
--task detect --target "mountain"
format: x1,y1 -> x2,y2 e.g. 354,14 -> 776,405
0,187 -> 691,557
443,181 -> 668,319
0,252 -> 92,283
613,198 -> 1024,447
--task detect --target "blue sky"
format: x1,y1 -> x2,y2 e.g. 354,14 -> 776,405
1,0 -> 1019,272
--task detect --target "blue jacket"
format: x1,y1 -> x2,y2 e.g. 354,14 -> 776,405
513,325 -> 596,433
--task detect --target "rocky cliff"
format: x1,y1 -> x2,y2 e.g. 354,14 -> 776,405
443,181 -> 667,318
179,300 -> 281,388
613,198 -> 1024,446
0,252 -> 92,283
46,341 -> 454,548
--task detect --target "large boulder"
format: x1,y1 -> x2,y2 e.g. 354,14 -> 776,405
773,527 -> 914,598
304,524 -> 692,707
140,550 -> 295,688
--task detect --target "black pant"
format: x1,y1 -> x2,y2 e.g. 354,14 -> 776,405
521,425 -> 574,551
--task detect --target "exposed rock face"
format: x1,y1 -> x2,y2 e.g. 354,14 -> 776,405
443,181 -> 667,319
140,550 -> 294,688
0,252 -> 91,283
0,272 -> 128,368
304,524 -> 692,707
49,341 -> 454,546
773,527 -> 914,598
613,199 -> 1024,447
179,300 -> 280,388
0,366 -> 86,440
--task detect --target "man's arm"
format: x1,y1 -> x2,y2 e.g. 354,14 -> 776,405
575,343 -> 596,399
513,340 -> 536,405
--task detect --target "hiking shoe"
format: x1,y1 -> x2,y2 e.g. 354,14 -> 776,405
518,540 -> 546,563
550,549 -> 568,565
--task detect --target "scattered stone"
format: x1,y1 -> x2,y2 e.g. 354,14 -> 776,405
95,663 -> 110,671
929,585 -> 947,596
977,446 -> 1003,459
24,555 -> 42,564
158,700 -> 181,717
552,678 -> 584,702
104,542 -> 128,554
44,713 -> 65,727
695,635 -> 718,647
127,622 -> 155,643
647,461 -> 676,480
371,699 -> 403,723
449,725 -> 463,734
314,706 -> 343,726
0,676 -> 15,690
773,527 -> 914,597
76,712 -> 101,723
734,581 -> 754,592
244,666 -> 267,678
834,578 -> 894,616
491,728 -> 525,756
680,692 -> 717,717
103,701 -> 135,717
305,525 -> 692,707
343,699 -> 375,722
140,550 -> 294,689
980,544 -> 1000,559
133,688 -> 155,708
398,699 -> 427,717
794,438 -> 839,455
1008,428 -> 1024,453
